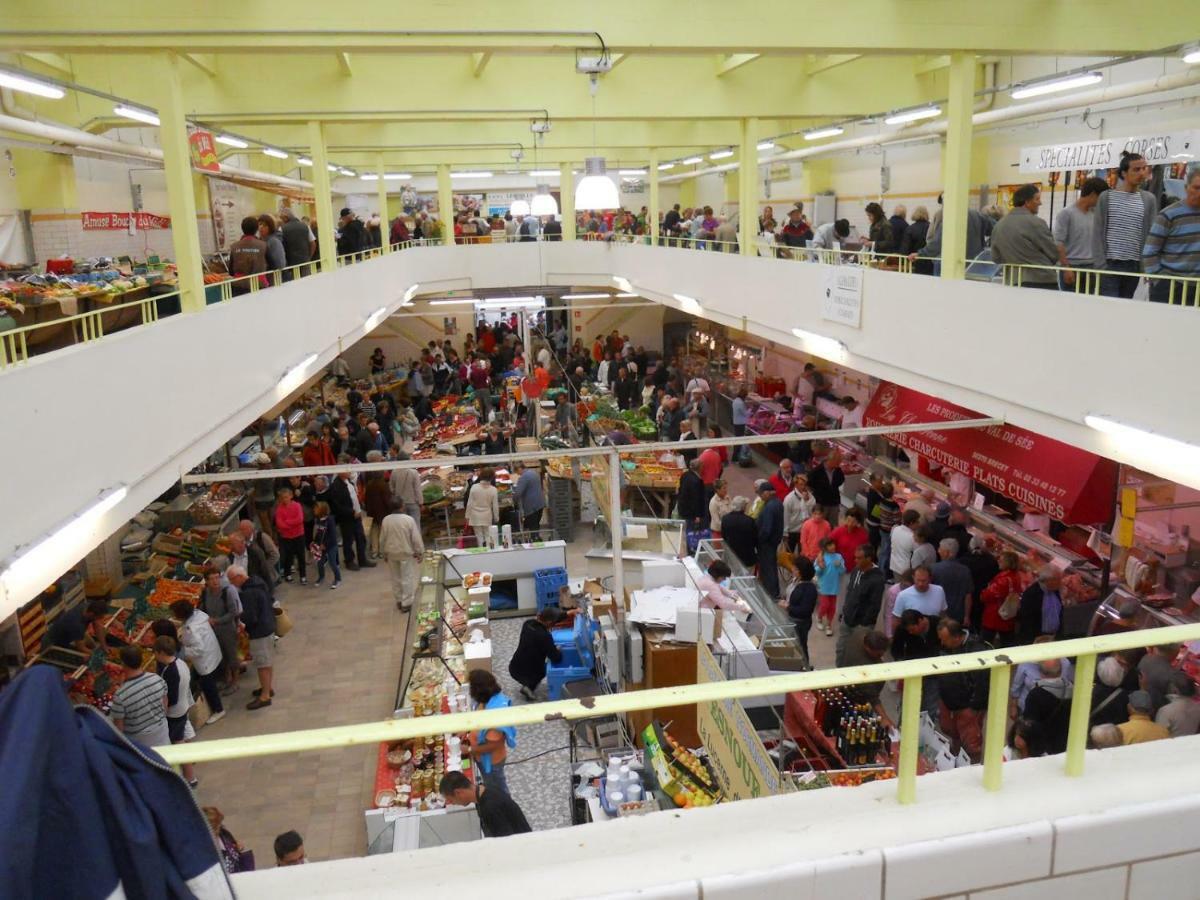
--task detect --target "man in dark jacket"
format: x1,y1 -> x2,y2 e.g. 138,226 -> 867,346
676,460 -> 707,530
892,609 -> 941,713
228,216 -> 267,295
542,218 -> 563,241
336,208 -> 366,257
614,367 -> 639,411
326,471 -> 369,570
229,567 -> 276,710
808,456 -> 845,521
755,481 -> 784,599
935,619 -> 989,762
720,497 -> 758,569
278,207 -> 313,276
1018,566 -> 1064,644
227,532 -> 273,599
508,608 -> 564,700
836,543 -> 886,666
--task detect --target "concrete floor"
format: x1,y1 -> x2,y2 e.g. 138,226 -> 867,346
188,450 -> 847,865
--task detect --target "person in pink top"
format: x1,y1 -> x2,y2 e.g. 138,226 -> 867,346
830,508 -> 871,565
800,506 -> 832,561
273,485 -> 308,585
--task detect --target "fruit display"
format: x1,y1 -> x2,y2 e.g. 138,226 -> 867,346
642,723 -> 722,810
794,767 -> 897,791
147,577 -> 203,608
189,486 -> 244,525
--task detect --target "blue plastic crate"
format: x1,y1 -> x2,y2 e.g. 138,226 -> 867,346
534,566 -> 569,611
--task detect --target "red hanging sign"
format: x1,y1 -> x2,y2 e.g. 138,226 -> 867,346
863,381 -> 1118,524
80,211 -> 172,231
188,129 -> 221,172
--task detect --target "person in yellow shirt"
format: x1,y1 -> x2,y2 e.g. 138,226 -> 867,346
1118,691 -> 1171,745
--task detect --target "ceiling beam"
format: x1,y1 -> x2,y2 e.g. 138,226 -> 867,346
913,54 -> 951,75
805,54 -> 860,76
181,52 -> 217,77
18,51 -> 72,75
715,53 -> 761,77
337,51 -> 353,76
470,51 -> 491,77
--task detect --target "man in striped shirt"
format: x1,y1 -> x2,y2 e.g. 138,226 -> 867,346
109,645 -> 169,748
1091,152 -> 1158,299
1143,169 -> 1200,305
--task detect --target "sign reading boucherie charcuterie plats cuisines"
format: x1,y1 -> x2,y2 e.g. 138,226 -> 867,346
80,211 -> 172,230
1018,131 -> 1198,173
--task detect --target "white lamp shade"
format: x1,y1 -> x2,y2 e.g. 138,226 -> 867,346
509,199 -> 531,216
530,190 -> 558,217
574,157 -> 619,210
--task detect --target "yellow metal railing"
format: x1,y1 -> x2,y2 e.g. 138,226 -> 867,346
1003,262 -> 1200,305
158,622 -> 1200,806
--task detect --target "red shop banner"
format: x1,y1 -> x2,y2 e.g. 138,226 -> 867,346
863,381 -> 1118,524
80,211 -> 172,231
188,129 -> 221,173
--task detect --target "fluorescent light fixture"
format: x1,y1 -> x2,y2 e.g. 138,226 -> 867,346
0,485 -> 129,601
709,149 -> 734,160
575,156 -> 619,210
528,169 -> 559,177
429,298 -> 477,306
339,168 -> 356,177
884,106 -> 941,125
561,293 -> 611,300
296,156 -> 312,166
451,171 -> 493,179
1011,71 -> 1103,99
682,156 -> 704,165
281,352 -> 319,384
1084,414 -> 1200,471
214,133 -> 248,149
510,199 -> 531,216
364,306 -> 389,331
327,164 -> 338,172
614,292 -> 639,298
0,70 -> 65,99
673,293 -> 703,314
263,147 -> 289,159
618,168 -> 647,175
657,162 -> 676,171
403,284 -> 420,304
1184,49 -> 1200,65
613,276 -> 633,292
791,327 -> 847,359
114,104 -> 159,126
384,173 -> 411,180
477,296 -> 546,309
360,173 -> 379,181
756,140 -> 776,151
804,126 -> 846,140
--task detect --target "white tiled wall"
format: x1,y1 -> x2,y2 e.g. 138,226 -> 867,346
29,208 -> 216,266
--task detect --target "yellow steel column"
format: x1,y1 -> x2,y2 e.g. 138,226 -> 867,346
1064,652 -> 1098,777
648,149 -> 660,245
940,53 -> 976,281
376,155 -> 390,252
307,120 -> 336,272
982,665 -> 1012,791
739,117 -> 758,255
560,161 -> 576,241
155,52 -> 206,314
436,164 -> 453,246
896,675 -> 923,804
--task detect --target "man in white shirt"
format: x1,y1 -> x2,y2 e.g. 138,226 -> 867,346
380,510 -> 425,611
840,396 -> 864,430
536,344 -> 552,370
684,373 -> 711,398
890,509 -> 919,578
891,565 -> 947,632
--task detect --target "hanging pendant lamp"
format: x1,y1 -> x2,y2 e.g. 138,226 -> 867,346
509,199 -> 531,216
574,156 -> 619,210
530,184 -> 558,217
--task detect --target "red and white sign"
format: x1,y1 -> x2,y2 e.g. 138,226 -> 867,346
863,381 -> 1119,524
188,129 -> 221,172
80,211 -> 172,231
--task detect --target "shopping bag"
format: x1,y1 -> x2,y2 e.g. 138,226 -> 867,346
998,592 -> 1021,620
685,526 -> 712,555
273,606 -> 294,637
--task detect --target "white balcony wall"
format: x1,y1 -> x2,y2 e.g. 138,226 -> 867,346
0,241 -> 1195,618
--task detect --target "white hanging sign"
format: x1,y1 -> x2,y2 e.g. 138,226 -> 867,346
1018,131 -> 1198,173
821,266 -> 863,328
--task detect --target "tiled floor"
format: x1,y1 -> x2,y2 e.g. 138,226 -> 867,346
189,561 -> 410,864
188,450 -> 835,866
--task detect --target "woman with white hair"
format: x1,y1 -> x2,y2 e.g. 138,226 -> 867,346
1090,655 -> 1131,727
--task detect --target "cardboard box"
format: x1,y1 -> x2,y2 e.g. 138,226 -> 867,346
763,643 -> 807,672
464,638 -> 492,674
465,617 -> 490,642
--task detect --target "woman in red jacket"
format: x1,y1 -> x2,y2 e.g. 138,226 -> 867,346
301,431 -> 336,468
979,550 -> 1023,647
273,486 -> 308,584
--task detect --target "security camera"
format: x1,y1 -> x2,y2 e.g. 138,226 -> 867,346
575,55 -> 613,75
530,120 -> 552,134
511,148 -> 524,160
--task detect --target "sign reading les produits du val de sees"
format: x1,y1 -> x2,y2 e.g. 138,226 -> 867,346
1019,131 -> 1198,173
695,641 -> 786,801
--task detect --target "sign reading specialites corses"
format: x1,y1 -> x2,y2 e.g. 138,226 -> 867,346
80,211 -> 172,230
1018,131 -> 1197,173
